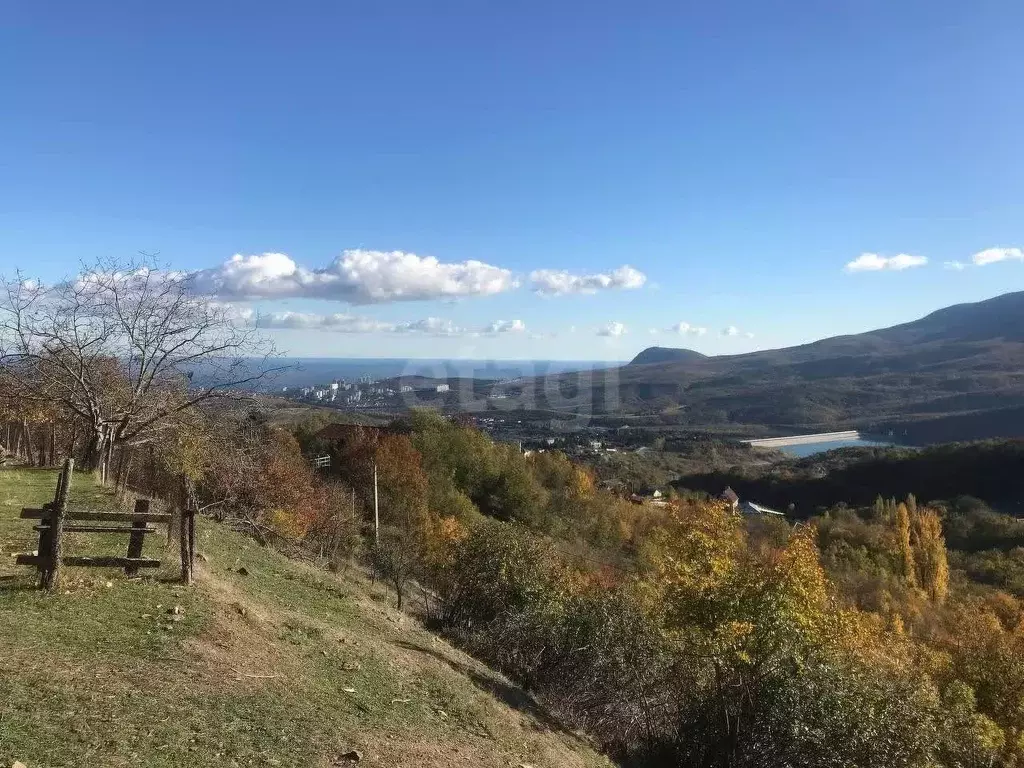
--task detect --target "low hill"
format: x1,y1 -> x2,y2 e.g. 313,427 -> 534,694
0,468 -> 610,768
512,291 -> 1024,439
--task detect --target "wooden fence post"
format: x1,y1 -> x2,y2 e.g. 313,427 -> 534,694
169,475 -> 184,547
102,431 -> 115,485
125,499 -> 150,576
188,506 -> 196,571
41,458 -> 74,591
180,502 -> 195,585
35,464 -> 66,581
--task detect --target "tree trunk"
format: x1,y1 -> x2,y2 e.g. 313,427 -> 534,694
21,420 -> 35,467
102,434 -> 115,484
67,421 -> 78,464
83,425 -> 105,472
116,450 -> 133,498
37,426 -> 47,467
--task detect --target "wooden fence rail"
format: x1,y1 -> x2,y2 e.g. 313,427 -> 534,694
13,459 -> 196,589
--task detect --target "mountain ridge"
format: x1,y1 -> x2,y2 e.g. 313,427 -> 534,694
629,290 -> 1024,370
518,291 -> 1024,438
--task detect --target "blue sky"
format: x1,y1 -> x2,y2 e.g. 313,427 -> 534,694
2,0 -> 1023,360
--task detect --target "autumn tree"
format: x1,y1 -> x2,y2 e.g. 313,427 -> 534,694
912,507 -> 950,604
0,258 -> 277,469
370,434 -> 432,610
649,507 -> 941,765
895,502 -> 918,588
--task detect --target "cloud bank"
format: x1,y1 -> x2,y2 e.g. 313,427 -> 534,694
530,265 -> 646,296
844,253 -> 928,273
257,311 -> 466,335
191,250 -> 518,304
257,312 -> 531,337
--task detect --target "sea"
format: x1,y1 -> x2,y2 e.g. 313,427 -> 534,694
253,357 -> 623,390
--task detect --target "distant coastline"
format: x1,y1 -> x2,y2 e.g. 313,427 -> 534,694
250,357 -> 624,390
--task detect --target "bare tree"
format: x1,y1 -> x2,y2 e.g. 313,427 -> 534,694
0,257 -> 280,469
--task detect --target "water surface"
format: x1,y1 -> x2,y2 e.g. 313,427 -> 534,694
781,438 -> 901,458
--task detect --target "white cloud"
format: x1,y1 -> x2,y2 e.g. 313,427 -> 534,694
667,321 -> 708,337
844,252 -> 928,273
719,325 -> 755,339
258,311 -> 468,336
971,247 -> 1024,266
258,311 -> 399,333
485,319 -> 526,334
256,312 -> 534,337
944,261 -> 968,271
394,317 -> 467,335
597,321 -> 627,337
209,301 -> 256,325
530,265 -> 646,296
190,249 -> 518,304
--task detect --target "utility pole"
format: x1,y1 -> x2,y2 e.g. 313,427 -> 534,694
373,461 -> 380,545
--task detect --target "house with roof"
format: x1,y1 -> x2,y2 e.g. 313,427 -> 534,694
720,486 -> 784,517
721,486 -> 740,512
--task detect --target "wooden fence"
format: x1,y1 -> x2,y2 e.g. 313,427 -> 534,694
14,459 -> 197,590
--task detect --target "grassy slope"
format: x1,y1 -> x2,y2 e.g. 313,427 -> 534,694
0,468 -> 611,768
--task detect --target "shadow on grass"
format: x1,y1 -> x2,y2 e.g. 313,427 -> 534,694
394,639 -> 570,736
0,573 -> 38,592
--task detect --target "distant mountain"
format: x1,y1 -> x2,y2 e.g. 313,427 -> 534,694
639,291 -> 1024,373
511,291 -> 1024,441
629,347 -> 708,366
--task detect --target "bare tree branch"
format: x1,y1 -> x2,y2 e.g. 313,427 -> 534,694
0,256 -> 285,469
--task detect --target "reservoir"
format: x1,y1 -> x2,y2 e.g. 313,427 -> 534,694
743,430 -> 902,458
779,436 -> 899,458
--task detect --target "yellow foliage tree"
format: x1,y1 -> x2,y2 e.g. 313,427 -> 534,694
911,507 -> 950,604
895,502 -> 918,588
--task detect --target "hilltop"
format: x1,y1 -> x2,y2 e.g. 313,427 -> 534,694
628,347 -> 708,366
0,469 -> 610,768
